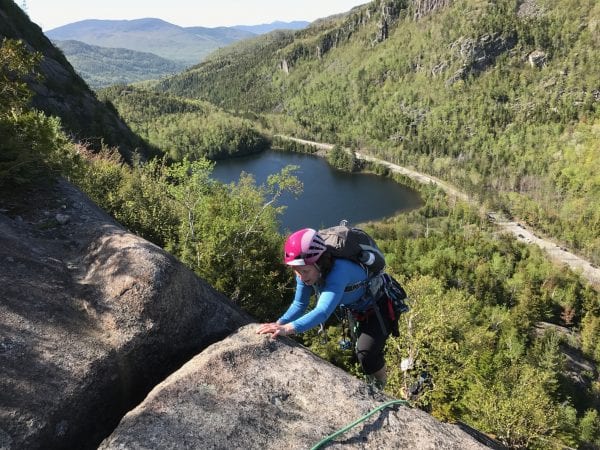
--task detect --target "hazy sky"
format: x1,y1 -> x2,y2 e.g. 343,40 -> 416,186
23,0 -> 368,31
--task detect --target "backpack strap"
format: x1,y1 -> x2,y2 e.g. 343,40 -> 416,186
343,263 -> 382,292
344,279 -> 369,292
343,272 -> 385,312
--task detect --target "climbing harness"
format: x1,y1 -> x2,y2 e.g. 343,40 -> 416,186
309,399 -> 411,450
336,308 -> 358,351
336,292 -> 395,351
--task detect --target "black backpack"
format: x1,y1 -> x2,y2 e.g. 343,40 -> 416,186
320,221 -> 409,338
318,222 -> 386,278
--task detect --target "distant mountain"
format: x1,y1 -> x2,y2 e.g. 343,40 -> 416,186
183,26 -> 259,43
52,40 -> 187,89
44,18 -> 309,88
45,18 -> 257,66
232,21 -> 309,34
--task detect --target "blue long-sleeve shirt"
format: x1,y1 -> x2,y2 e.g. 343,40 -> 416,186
278,259 -> 372,333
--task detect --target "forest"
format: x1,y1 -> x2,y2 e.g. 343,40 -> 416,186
98,85 -> 269,161
53,40 -> 187,89
2,0 -> 600,447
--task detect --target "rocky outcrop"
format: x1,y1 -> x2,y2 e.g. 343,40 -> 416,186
278,42 -> 311,72
413,0 -> 453,20
528,49 -> 547,68
446,32 -> 518,85
279,0 -> 457,72
279,1 -> 403,71
280,10 -> 368,70
0,179 -> 252,449
100,325 -> 492,450
374,0 -> 403,43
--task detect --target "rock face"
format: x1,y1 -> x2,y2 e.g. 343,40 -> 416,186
413,0 -> 453,20
446,33 -> 518,85
0,179 -> 252,450
100,325 -> 491,450
280,0 -> 456,72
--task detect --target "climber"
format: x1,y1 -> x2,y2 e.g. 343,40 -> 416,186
256,228 -> 393,388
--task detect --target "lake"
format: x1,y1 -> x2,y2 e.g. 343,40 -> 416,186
211,150 -> 423,232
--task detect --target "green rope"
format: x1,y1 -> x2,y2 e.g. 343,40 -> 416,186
310,399 -> 410,450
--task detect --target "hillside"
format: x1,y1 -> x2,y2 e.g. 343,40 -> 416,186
153,0 -> 600,265
45,18 -> 257,66
156,29 -> 296,110
52,40 -> 187,88
97,85 -> 269,160
0,0 -> 156,159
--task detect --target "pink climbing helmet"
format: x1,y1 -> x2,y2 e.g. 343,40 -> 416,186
284,228 -> 327,266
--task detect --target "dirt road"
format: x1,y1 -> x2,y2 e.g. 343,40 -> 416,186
488,214 -> 600,288
276,135 -> 600,289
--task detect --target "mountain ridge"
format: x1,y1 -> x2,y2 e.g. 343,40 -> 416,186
45,18 -> 255,65
45,18 -> 309,67
231,20 -> 310,34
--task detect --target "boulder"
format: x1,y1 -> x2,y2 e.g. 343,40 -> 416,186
100,325 -> 491,450
528,50 -> 547,68
0,179 -> 252,450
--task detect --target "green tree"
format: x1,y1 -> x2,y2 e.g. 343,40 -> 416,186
463,364 -> 563,449
0,38 -> 77,188
165,157 -> 215,252
163,161 -> 302,319
326,145 -> 357,172
0,38 -> 40,116
579,409 -> 600,449
114,156 -> 180,248
581,313 -> 600,362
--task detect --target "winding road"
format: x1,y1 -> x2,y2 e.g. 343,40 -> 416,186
276,135 -> 600,289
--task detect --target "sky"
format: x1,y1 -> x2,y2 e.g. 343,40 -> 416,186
22,0 -> 368,31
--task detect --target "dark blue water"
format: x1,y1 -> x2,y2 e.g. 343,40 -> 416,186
211,150 -> 422,232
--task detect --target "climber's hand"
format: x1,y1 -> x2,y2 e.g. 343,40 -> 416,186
256,322 -> 295,339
